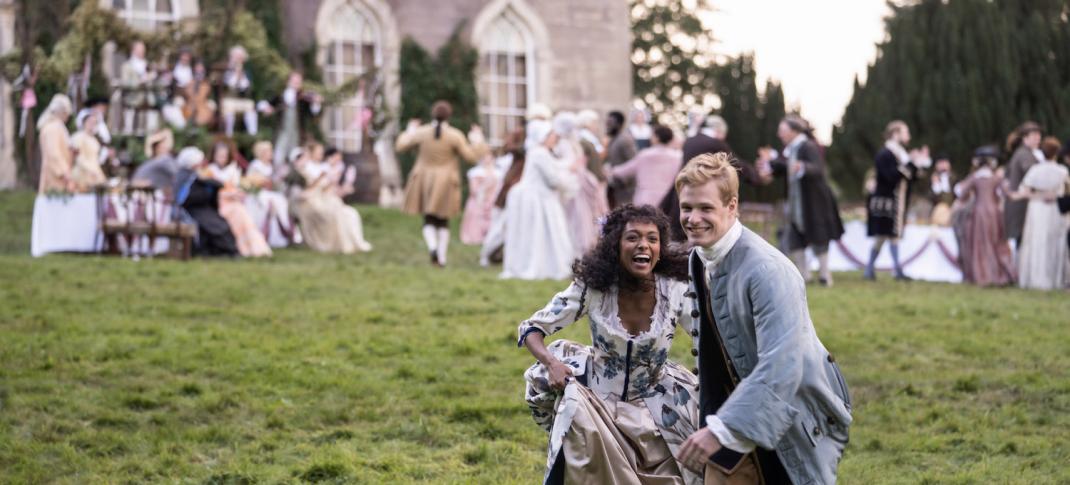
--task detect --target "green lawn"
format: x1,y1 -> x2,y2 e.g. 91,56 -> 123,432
0,190 -> 1067,484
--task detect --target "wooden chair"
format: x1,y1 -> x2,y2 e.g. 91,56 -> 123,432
97,184 -> 196,260
151,191 -> 198,261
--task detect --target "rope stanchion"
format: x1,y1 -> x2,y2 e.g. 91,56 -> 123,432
834,240 -> 867,268
934,238 -> 961,270
834,238 -> 932,271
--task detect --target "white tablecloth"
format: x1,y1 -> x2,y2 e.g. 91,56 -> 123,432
31,193 -> 102,257
808,220 -> 963,283
31,193 -> 172,257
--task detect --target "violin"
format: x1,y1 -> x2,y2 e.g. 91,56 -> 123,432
182,77 -> 216,127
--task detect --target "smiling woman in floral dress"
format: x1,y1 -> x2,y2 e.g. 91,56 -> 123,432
518,204 -> 701,485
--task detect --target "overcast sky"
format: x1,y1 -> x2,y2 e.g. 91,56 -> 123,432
703,0 -> 892,143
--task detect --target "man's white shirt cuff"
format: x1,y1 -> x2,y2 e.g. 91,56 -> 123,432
706,415 -> 756,453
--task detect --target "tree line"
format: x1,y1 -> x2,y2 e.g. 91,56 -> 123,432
827,0 -> 1070,199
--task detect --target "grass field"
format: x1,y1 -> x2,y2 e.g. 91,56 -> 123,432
1,189 -> 1068,484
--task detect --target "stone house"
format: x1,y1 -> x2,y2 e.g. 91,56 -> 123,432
0,0 -> 632,201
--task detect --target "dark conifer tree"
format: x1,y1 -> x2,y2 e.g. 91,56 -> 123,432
828,0 -> 1070,200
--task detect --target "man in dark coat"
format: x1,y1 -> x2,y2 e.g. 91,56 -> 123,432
757,116 -> 844,286
864,121 -> 931,280
604,110 -> 637,208
660,115 -> 765,241
263,71 -> 322,170
172,147 -> 238,257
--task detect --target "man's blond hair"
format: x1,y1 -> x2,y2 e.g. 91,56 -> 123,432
674,152 -> 739,205
884,120 -> 908,141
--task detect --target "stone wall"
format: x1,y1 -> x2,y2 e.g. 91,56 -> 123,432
0,0 -> 16,189
284,0 -> 632,113
280,0 -> 632,203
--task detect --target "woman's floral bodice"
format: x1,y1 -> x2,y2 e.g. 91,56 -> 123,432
518,275 -> 695,403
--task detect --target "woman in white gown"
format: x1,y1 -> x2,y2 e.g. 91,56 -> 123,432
1012,137 -> 1070,290
501,119 -> 578,280
245,141 -> 298,247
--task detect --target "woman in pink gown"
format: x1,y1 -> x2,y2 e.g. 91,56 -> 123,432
459,153 -> 500,245
555,112 -> 609,258
954,147 -> 1015,286
207,141 -> 272,258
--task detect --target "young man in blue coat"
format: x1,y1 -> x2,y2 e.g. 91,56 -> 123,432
675,153 -> 851,485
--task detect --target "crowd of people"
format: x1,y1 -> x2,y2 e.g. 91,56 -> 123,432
452,104 -> 849,286
857,120 -> 1070,290
947,123 -> 1070,290
441,103 -> 1068,292
517,155 -> 851,484
27,40 -> 1070,289
30,40 -> 376,258
22,37 -> 1069,485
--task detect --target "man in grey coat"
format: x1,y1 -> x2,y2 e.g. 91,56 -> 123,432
675,153 -> 851,484
132,129 -> 178,191
1004,121 -> 1043,245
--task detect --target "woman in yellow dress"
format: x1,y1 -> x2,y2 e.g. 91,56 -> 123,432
69,110 -> 108,192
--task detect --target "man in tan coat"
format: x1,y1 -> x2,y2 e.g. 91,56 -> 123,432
395,100 -> 486,267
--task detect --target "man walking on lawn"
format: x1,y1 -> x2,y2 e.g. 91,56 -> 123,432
675,153 -> 852,484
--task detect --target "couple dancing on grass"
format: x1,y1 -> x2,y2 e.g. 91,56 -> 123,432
518,153 -> 852,485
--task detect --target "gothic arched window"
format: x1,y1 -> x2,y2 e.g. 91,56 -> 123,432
478,8 -> 536,147
319,1 -> 381,153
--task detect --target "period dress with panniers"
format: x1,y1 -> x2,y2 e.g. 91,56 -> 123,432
955,167 -> 1017,286
519,275 -> 701,485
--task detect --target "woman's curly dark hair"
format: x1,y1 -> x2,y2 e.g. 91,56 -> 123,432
572,204 -> 690,291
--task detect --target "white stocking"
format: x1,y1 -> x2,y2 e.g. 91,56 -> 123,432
791,249 -> 811,281
436,227 -> 450,265
223,113 -> 236,137
123,109 -> 135,134
421,225 -> 437,252
244,109 -> 258,135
